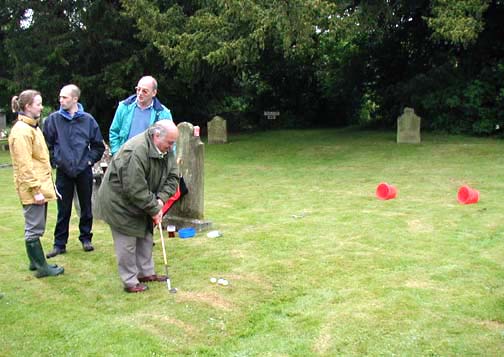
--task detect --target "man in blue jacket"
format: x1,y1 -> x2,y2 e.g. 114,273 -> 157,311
109,75 -> 173,156
43,84 -> 105,258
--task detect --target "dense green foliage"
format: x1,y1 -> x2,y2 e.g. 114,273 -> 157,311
0,0 -> 503,134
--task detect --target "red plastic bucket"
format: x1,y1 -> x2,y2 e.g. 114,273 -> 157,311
375,182 -> 397,200
457,185 -> 479,204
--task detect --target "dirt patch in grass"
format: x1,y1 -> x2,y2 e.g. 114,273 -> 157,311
225,272 -> 273,292
407,219 -> 434,233
116,312 -> 200,343
471,318 -> 504,331
313,323 -> 333,354
404,279 -> 446,290
144,313 -> 197,334
179,291 -> 235,311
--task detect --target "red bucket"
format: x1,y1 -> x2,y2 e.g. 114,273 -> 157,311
457,185 -> 479,204
375,182 -> 397,200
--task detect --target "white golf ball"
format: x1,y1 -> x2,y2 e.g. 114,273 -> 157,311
221,280 -> 229,286
210,277 -> 217,283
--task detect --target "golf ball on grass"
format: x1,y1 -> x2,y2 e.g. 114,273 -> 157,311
217,278 -> 229,286
210,277 -> 217,283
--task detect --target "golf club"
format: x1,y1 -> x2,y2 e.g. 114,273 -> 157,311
158,223 -> 177,294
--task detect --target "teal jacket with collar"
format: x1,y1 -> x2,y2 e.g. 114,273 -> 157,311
109,95 -> 172,155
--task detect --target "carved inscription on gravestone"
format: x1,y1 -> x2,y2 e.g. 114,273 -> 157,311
397,107 -> 421,144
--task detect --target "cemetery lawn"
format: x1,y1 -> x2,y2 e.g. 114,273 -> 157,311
0,129 -> 503,356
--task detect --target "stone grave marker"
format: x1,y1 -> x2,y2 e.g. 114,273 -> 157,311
0,111 -> 6,151
0,110 -> 6,131
207,116 -> 227,144
397,107 -> 421,144
164,122 -> 212,231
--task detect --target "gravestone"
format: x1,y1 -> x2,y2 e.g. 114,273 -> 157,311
0,110 -> 6,131
397,107 -> 421,144
207,116 -> 227,144
0,111 -> 6,151
164,122 -> 212,231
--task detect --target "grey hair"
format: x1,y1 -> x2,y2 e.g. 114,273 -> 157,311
140,76 -> 158,90
147,123 -> 167,138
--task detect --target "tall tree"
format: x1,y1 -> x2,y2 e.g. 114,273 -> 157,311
0,0 -> 164,130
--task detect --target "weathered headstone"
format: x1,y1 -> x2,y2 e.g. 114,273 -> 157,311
207,116 -> 227,144
0,111 -> 7,151
164,122 -> 212,231
397,107 -> 421,144
0,110 -> 6,131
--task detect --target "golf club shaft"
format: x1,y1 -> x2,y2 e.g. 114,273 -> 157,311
158,223 -> 175,292
158,223 -> 168,266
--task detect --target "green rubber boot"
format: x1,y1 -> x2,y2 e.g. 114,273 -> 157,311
28,252 -> 58,271
26,239 -> 64,278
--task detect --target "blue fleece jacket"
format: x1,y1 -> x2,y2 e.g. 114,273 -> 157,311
43,103 -> 105,178
109,95 -> 173,155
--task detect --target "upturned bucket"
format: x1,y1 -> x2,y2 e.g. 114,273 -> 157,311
457,185 -> 479,204
375,182 -> 397,200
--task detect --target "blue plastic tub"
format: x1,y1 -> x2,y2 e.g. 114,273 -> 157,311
178,227 -> 196,238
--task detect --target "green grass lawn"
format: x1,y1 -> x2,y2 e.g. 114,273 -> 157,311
0,129 -> 503,356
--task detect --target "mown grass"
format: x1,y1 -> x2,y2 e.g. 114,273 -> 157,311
0,129 -> 503,356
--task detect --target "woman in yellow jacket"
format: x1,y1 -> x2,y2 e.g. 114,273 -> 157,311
9,90 -> 64,278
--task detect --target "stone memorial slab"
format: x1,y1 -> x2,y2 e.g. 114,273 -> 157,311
207,116 -> 227,144
0,110 -> 6,131
0,111 -> 6,151
164,122 -> 212,231
397,107 -> 421,144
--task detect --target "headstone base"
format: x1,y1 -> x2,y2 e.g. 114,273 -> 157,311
163,216 -> 213,232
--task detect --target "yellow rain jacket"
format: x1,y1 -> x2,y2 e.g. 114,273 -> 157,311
8,114 -> 57,204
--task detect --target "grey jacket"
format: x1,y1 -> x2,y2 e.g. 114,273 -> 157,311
96,130 -> 178,237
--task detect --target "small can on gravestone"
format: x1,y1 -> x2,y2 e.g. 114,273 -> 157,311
193,126 -> 200,137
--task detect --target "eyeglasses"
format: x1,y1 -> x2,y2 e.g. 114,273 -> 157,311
135,86 -> 152,95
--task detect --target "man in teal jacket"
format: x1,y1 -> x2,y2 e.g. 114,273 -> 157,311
97,120 -> 179,293
109,76 -> 173,155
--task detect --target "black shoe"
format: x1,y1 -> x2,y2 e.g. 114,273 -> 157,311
46,246 -> 66,259
82,241 -> 94,252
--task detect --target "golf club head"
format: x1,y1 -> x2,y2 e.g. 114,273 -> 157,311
169,287 -> 178,294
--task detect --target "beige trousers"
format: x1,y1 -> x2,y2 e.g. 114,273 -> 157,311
111,228 -> 155,287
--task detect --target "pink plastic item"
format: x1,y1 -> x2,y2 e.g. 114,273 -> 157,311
375,182 -> 397,200
457,185 -> 479,204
